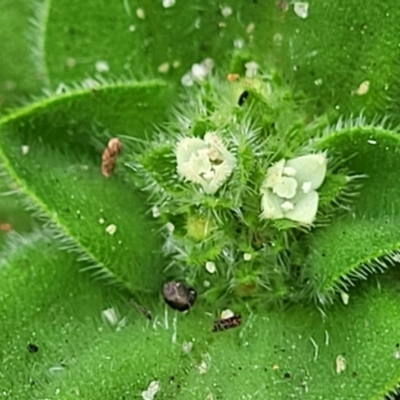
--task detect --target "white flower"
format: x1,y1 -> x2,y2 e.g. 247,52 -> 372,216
260,153 -> 327,225
176,132 -> 236,194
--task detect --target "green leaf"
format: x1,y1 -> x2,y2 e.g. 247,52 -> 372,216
0,231 -> 131,398
305,124 -> 400,302
0,80 -> 173,293
275,1 -> 400,121
3,231 -> 400,398
0,0 -> 46,111
43,0 -> 279,86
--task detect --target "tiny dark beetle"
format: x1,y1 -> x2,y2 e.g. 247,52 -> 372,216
162,281 -> 197,312
27,343 -> 39,353
238,91 -> 249,106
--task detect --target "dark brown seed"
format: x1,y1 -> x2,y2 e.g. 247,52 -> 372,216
238,91 -> 249,106
212,314 -> 242,332
162,281 -> 197,312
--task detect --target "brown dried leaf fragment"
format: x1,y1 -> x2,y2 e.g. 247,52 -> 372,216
101,138 -> 122,178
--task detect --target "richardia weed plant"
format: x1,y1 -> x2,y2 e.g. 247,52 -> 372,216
2,1 -> 400,399
127,66 -> 362,308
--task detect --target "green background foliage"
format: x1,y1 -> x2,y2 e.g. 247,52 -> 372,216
1,0 -> 400,399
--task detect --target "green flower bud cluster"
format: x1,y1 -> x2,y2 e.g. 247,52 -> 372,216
127,69 -> 358,308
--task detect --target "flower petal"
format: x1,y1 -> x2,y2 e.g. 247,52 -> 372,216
260,189 -> 284,220
284,190 -> 319,225
272,176 -> 298,199
285,153 -> 327,190
264,159 -> 285,188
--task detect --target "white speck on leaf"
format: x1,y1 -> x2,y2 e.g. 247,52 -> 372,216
355,80 -> 370,95
220,309 -> 234,319
221,6 -> 232,17
128,25 -> 136,32
82,78 -> 100,89
136,8 -> 146,19
205,261 -> 216,274
181,73 -> 194,87
336,355 -> 346,373
198,361 -> 208,374
246,23 -> 255,34
294,2 -> 309,19
394,350 -> 400,359
152,206 -> 161,218
102,307 -> 119,325
105,224 -> 117,235
21,145 -> 29,155
233,38 -> 245,49
245,61 -> 259,78
141,381 -> 160,400
158,62 -> 170,73
182,341 -> 193,353
191,63 -> 208,81
162,0 -> 175,8
65,57 -> 76,68
95,60 -> 109,73
243,253 -> 252,261
340,292 -> 349,305
98,218 -> 105,225
273,33 -> 283,46
165,222 -> 175,233
367,139 -> 377,145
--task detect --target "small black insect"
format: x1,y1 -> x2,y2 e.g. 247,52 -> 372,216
162,281 -> 197,312
129,299 -> 152,320
27,343 -> 39,353
212,314 -> 242,332
238,90 -> 249,106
